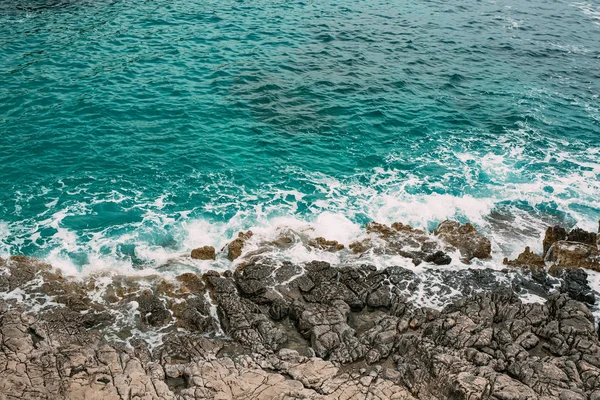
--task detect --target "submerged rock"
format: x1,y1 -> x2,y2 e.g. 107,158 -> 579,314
434,220 -> 492,263
190,245 -> 216,260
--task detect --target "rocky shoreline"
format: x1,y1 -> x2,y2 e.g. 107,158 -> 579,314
1,220 -> 600,399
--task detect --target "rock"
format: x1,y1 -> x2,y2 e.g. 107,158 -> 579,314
307,237 -> 344,252
175,272 -> 205,294
567,228 -> 598,247
503,246 -> 546,270
549,267 -> 595,305
227,230 -> 253,261
548,241 -> 600,271
349,238 -> 371,254
353,221 -> 444,264
4,252 -> 600,399
207,274 -> 287,351
293,300 -> 367,363
424,250 -> 452,265
366,221 -> 397,237
171,295 -> 214,333
0,255 -> 52,292
544,225 -> 567,257
190,245 -> 216,260
434,220 -> 492,263
136,293 -> 171,327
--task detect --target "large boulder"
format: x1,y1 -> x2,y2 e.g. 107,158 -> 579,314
567,228 -> 597,247
434,220 -> 491,263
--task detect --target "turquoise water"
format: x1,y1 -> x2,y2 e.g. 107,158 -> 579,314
1,0 -> 599,270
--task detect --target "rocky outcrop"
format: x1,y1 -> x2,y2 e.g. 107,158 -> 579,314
543,226 -> 567,257
434,220 -> 492,263
349,221 -> 451,265
503,246 -> 546,270
549,266 -> 595,305
190,245 -> 216,260
226,230 -> 253,261
548,241 -> 600,271
3,221 -> 600,399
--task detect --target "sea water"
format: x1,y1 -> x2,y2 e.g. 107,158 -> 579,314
0,0 -> 599,274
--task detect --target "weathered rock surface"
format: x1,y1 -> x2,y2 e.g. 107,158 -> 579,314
227,230 -> 253,261
549,241 -> 600,271
349,221 -> 448,265
308,237 -> 344,252
434,220 -> 492,263
504,246 -> 546,270
190,246 -> 216,260
544,226 -> 568,257
2,222 -> 600,399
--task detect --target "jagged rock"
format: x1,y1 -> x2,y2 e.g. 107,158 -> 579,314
227,230 -> 253,261
504,246 -> 546,270
293,299 -> 367,363
366,221 -> 398,236
3,252 -> 600,399
0,255 -> 52,292
136,293 -> 172,327
349,238 -> 371,254
548,241 -> 600,271
171,295 -> 214,332
207,274 -> 287,351
308,237 -> 344,252
434,220 -> 492,263
353,222 -> 443,264
549,267 -> 595,305
544,225 -> 567,257
190,245 -> 216,260
567,228 -> 598,247
298,261 -> 364,310
175,272 -> 205,294
424,250 -> 452,265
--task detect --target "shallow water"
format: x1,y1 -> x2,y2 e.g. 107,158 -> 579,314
0,0 -> 599,272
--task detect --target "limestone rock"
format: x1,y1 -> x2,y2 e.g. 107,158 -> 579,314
2,252 -> 600,399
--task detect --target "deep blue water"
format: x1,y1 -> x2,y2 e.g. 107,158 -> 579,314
0,0 -> 599,270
